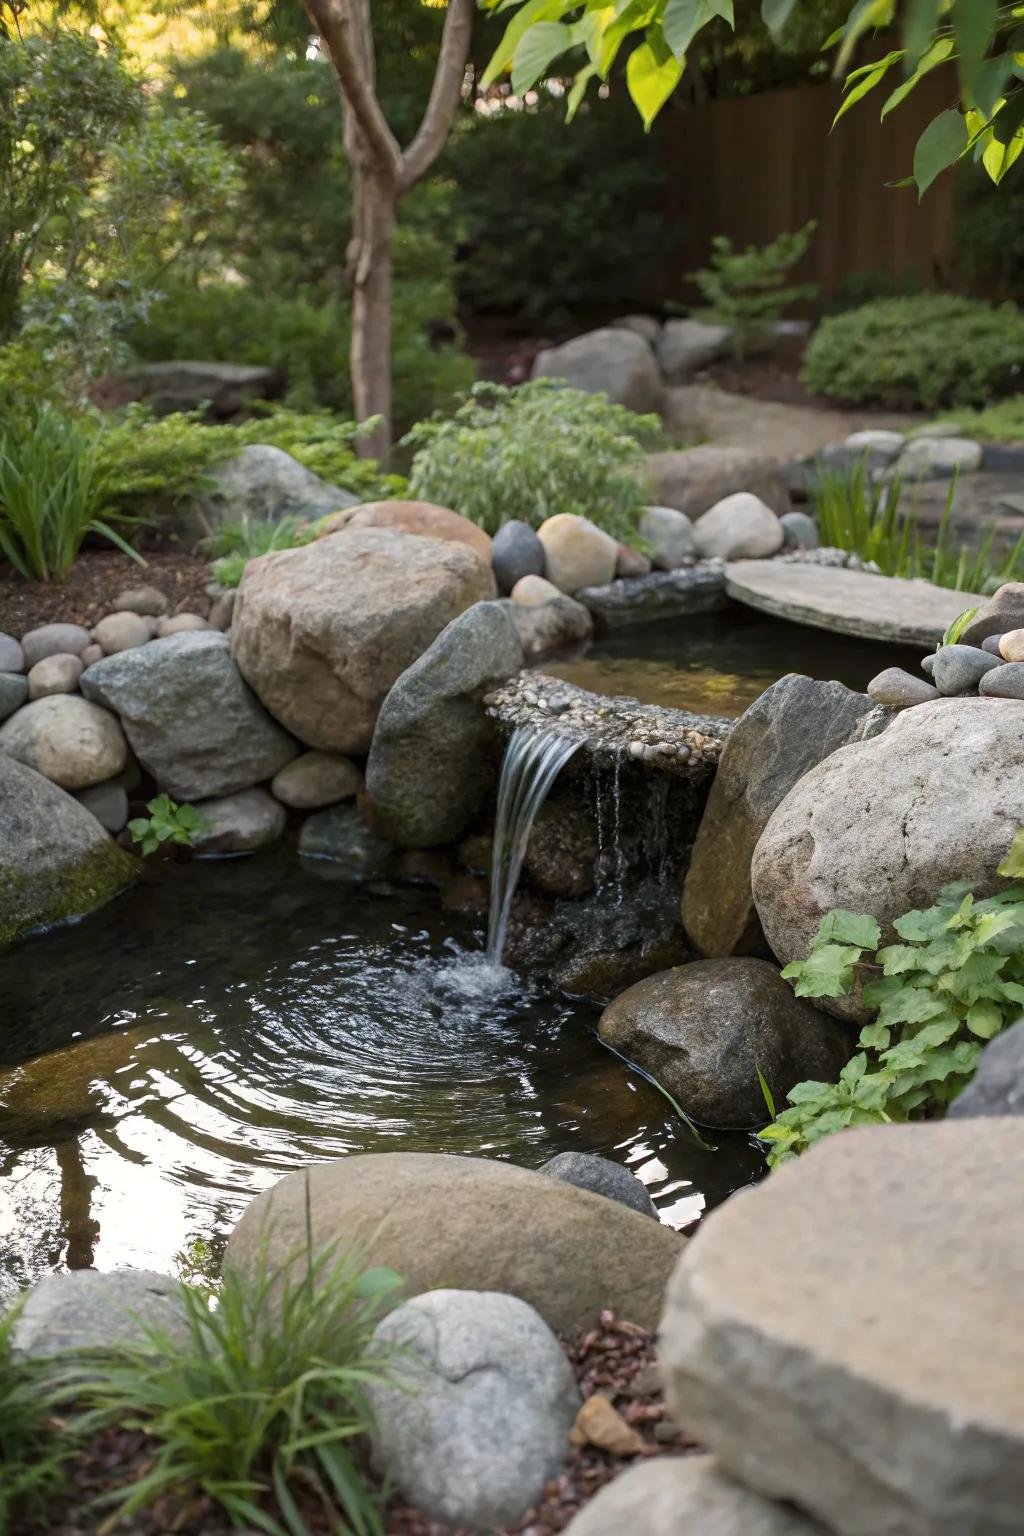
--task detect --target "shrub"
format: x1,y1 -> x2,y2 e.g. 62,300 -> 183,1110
802,294 -> 1024,409
931,397 -> 1024,442
687,222 -> 818,360
954,159 -> 1024,305
758,832 -> 1024,1169
404,380 -> 660,540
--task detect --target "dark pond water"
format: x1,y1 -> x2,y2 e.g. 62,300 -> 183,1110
545,608 -> 921,717
0,854 -> 764,1296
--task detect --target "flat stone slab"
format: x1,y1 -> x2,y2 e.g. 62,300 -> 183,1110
577,564 -> 728,630
724,559 -> 983,647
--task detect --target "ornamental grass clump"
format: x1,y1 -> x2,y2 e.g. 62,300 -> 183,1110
0,1302 -> 73,1531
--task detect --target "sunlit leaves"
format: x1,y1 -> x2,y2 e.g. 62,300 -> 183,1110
663,0 -> 733,58
626,34 -> 683,129
952,0 -> 998,97
833,49 -> 905,126
881,36 -> 955,120
511,19 -> 578,93
782,943 -> 864,998
914,106 -> 969,195
818,910 -> 881,949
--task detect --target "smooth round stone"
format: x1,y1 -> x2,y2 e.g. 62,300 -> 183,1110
639,505 -> 698,570
155,613 -> 210,637
271,750 -> 361,810
112,584 -> 169,617
998,628 -> 1024,662
27,652 -> 84,700
615,543 -> 652,578
932,643 -> 1002,696
779,510 -> 819,550
92,611 -> 154,654
511,574 -> 563,606
72,780 -> 129,833
982,633 -> 1006,656
491,520 -> 546,595
0,633 -> 25,672
208,591 -> 236,631
921,653 -> 936,676
21,623 -> 91,668
979,662 -> 1024,700
0,694 -> 127,789
536,513 -> 618,594
538,1152 -> 658,1219
0,671 -> 29,721
867,667 -> 940,710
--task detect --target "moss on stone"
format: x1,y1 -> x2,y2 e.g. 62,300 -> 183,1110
0,843 -> 138,947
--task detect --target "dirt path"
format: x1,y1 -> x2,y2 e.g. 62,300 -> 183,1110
663,383 -> 922,461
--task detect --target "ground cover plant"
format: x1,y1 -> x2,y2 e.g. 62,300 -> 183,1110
128,794 -> 206,856
759,831 -> 1024,1168
204,515 -> 318,590
405,379 -> 660,541
930,397 -> 1024,442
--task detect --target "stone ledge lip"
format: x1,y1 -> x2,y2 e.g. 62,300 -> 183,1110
724,559 -> 984,647
577,563 -> 729,630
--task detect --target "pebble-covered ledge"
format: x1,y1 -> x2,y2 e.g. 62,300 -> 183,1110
484,672 -> 731,778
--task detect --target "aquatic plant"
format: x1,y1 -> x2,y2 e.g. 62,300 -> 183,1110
128,794 -> 205,856
758,831 -> 1024,1168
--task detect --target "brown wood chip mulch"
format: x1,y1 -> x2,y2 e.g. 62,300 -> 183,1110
0,548 -> 212,638
16,1313 -> 699,1536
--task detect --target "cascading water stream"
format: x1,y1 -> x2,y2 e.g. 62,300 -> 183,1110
486,726 -> 583,966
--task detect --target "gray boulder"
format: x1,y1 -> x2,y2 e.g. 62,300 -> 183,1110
191,788 -> 287,854
0,755 -> 137,943
932,643 -> 1000,695
659,1120 -> 1024,1536
10,1270 -> 188,1358
683,675 -> 879,957
656,319 -> 732,382
193,444 -> 357,535
693,493 -> 783,560
0,672 -> 28,721
298,803 -> 394,880
532,328 -> 662,414
599,958 -> 850,1129
366,602 -> 522,848
538,1152 -> 658,1219
492,520 -> 546,594
821,430 -> 904,475
948,1019 -> 1024,1118
981,662 -> 1024,700
72,780 -> 129,834
563,1457 -> 826,1536
647,446 -> 790,519
752,698 -> 1024,1022
779,510 -> 819,550
81,631 -> 297,800
367,1289 -> 579,1530
0,695 -> 127,789
609,314 -> 661,345
867,668 -> 940,710
894,435 -> 983,481
270,751 -> 360,810
639,505 -> 697,569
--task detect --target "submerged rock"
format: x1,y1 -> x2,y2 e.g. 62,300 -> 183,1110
298,803 -> 394,881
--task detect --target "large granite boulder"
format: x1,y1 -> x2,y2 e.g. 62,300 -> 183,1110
599,959 -> 850,1128
82,631 -> 297,800
317,498 -> 493,571
226,1153 -> 682,1334
231,529 -> 494,753
0,695 -> 127,789
367,1289 -> 579,1529
531,327 -> 662,414
0,755 -> 136,944
195,444 -> 357,533
752,699 -> 1024,1021
683,676 -> 880,957
647,446 -> 790,519
113,360 -> 277,419
366,602 -> 522,847
659,1120 -> 1024,1536
948,1019 -> 1024,1118
563,1457 -> 825,1536
656,319 -> 732,383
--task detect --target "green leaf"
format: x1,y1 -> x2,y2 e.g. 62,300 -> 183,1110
566,62 -> 597,119
663,0 -> 733,57
782,943 -> 864,998
914,107 -> 969,196
894,904 -> 956,942
970,52 -> 1016,118
353,1266 -> 404,1301
985,114 -> 1024,181
859,1021 -> 892,1051
817,910 -> 882,949
626,36 -> 684,129
952,0 -> 999,97
903,0 -> 943,69
875,985 -> 950,1029
840,1052 -> 868,1086
836,0 -> 897,76
834,50 -> 905,126
761,0 -> 798,32
876,943 -> 924,975
511,20 -> 578,94
939,602 -> 979,647
881,37 -> 954,120
481,0 -> 571,88
966,997 -> 1004,1038
998,826 -> 1024,879
756,1064 -> 776,1118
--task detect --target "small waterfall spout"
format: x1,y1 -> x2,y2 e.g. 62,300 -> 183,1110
486,726 -> 582,966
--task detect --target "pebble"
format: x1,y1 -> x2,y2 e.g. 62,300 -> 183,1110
979,662 -> 1024,700
867,668 -> 940,710
0,671 -> 28,721
27,653 -> 84,700
982,634 -> 1006,656
155,613 -> 210,637
779,511 -> 819,550
91,611 -> 154,655
80,644 -> 103,668
73,780 -> 129,833
999,628 -> 1024,662
921,653 -> 936,676
932,644 -> 1002,696
512,575 -> 562,607
113,585 -> 169,617
0,633 -> 25,672
21,623 -> 91,668
209,591 -> 236,631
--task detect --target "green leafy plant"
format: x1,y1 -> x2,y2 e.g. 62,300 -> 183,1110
128,794 -> 206,856
687,222 -> 818,360
404,379 -> 660,540
940,606 -> 979,648
0,404 -> 143,581
930,397 -> 1024,443
205,515 -> 317,589
76,1239 -> 403,1536
802,294 -> 1024,410
0,1301 -> 71,1529
759,839 -> 1024,1169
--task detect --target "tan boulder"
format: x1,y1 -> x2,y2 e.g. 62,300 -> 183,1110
537,514 -> 618,594
318,499 -> 492,571
0,695 -> 127,789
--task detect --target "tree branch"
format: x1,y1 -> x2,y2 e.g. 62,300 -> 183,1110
400,0 -> 474,193
302,0 -> 402,182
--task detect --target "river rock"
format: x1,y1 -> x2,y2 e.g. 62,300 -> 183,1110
226,1153 -> 682,1334
0,634 -> 25,672
366,602 -> 522,848
72,780 -> 128,834
10,1270 -> 188,1359
0,695 -> 127,789
599,959 -> 850,1128
113,584 -> 169,617
981,634 -> 1004,655
960,582 -> 1024,647
0,755 -> 136,943
91,612 -> 153,655
319,498 -> 492,571
189,788 -> 286,854
693,494 -> 784,560
0,673 -> 28,721
647,446 -> 790,519
683,675 -> 878,957
81,631 -> 295,800
512,574 -> 563,606
367,1290 -> 579,1530
507,594 -> 594,660
538,1152 -> 658,1219
658,1120 -> 1024,1536
751,698 -> 1024,1022
27,653 -> 83,700
531,328 -> 662,415
492,520 -> 546,594
115,360 -> 276,419
537,514 -> 618,593
271,751 -> 360,810
823,429 -> 904,475
155,613 -> 210,637
779,510 -> 819,550
79,644 -> 103,668
932,643 -> 1001,695
195,444 -> 356,530
616,544 -> 652,578
999,627 -> 1024,661
231,529 -> 492,753
866,667 -> 940,709
980,662 -> 1024,700
656,319 -> 731,383
639,506 -> 697,569
21,623 -> 91,668
523,797 -> 597,898
894,434 -> 983,480
208,592 -> 236,631
562,1457 -> 826,1536
610,314 -> 661,345
298,803 -> 394,880
948,1019 -> 1024,1118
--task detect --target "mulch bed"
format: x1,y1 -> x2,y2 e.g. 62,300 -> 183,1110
19,1314 -> 696,1536
0,547 -> 212,638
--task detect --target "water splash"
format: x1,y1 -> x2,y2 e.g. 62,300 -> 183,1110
486,726 -> 582,966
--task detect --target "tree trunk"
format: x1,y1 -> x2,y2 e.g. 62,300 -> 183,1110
349,167 -> 395,465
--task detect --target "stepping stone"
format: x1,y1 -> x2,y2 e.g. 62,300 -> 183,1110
724,560 -> 985,648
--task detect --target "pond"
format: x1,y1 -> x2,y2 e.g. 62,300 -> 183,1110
0,853 -> 764,1297
545,608 -> 921,717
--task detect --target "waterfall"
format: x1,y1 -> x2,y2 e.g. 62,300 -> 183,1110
486,726 -> 582,966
